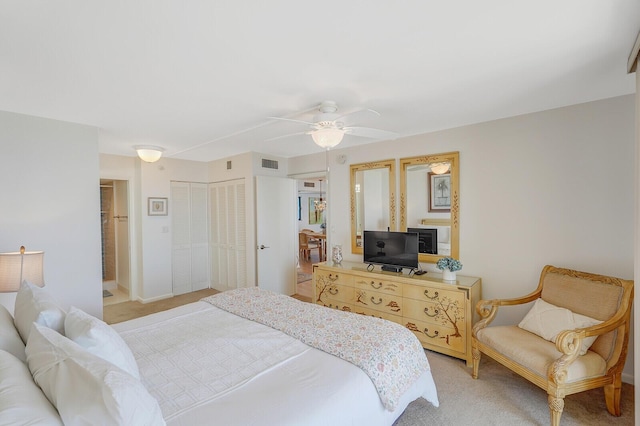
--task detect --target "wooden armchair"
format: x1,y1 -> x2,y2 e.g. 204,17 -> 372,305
471,265 -> 633,426
298,232 -> 320,261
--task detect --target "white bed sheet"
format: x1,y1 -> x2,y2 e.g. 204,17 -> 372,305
113,301 -> 439,426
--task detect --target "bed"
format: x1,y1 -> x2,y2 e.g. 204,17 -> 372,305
1,282 -> 439,425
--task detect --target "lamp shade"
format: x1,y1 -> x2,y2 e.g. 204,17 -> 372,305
135,145 -> 165,163
0,247 -> 44,292
311,128 -> 345,149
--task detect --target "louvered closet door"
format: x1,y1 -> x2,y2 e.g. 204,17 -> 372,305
171,182 -> 192,295
190,183 -> 209,291
171,181 -> 210,296
209,179 -> 246,291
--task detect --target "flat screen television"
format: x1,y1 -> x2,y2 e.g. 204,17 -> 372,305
363,230 -> 419,273
407,227 -> 438,255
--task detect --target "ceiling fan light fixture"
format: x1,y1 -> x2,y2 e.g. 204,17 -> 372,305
135,145 -> 165,163
430,162 -> 451,175
311,128 -> 344,149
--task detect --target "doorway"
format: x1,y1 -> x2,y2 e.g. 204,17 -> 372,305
100,179 -> 131,306
294,174 -> 327,300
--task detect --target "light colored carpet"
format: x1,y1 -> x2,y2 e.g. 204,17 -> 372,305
393,350 -> 634,426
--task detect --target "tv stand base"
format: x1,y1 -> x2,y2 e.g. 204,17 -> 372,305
381,265 -> 403,273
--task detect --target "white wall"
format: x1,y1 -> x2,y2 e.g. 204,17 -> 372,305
289,94 -> 636,381
0,111 -> 102,318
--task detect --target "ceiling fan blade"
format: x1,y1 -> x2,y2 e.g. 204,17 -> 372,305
264,131 -> 308,142
334,108 -> 380,126
268,116 -> 315,126
344,126 -> 399,140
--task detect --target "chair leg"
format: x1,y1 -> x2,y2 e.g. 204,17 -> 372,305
604,374 -> 622,416
471,346 -> 480,379
548,395 -> 564,426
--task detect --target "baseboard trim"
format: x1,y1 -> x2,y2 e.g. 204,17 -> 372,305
137,293 -> 173,304
622,372 -> 634,385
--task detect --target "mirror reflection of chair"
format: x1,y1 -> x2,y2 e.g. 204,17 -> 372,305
298,232 -> 320,261
472,265 -> 634,426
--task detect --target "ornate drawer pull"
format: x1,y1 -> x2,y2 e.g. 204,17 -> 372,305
328,287 -> 338,295
424,290 -> 439,300
370,281 -> 382,289
370,297 -> 383,305
424,328 -> 439,339
328,274 -> 339,281
423,307 -> 439,317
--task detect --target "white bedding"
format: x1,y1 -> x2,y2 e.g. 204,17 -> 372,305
113,300 -> 439,426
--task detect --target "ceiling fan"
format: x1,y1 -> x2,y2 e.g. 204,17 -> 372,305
268,101 -> 398,149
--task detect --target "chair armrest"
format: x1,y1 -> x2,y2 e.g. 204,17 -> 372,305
472,290 -> 541,336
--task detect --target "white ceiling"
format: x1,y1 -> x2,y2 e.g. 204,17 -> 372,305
1,1 -> 639,162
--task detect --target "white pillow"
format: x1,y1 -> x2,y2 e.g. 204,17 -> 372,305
0,349 -> 63,425
0,304 -> 26,362
518,298 -> 602,355
64,306 -> 140,379
14,281 -> 66,343
25,323 -> 165,426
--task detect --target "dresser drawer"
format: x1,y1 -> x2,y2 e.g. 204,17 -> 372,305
353,277 -> 402,296
353,305 -> 402,323
403,284 -> 465,306
352,288 -> 402,316
315,282 -> 354,305
319,301 -> 354,314
404,317 -> 465,353
315,269 -> 354,287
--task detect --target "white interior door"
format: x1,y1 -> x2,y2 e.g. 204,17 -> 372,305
256,175 -> 297,295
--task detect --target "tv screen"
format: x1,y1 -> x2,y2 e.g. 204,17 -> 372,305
408,227 -> 438,255
363,230 -> 419,272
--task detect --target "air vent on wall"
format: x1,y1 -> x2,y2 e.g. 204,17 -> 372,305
304,182 -> 315,188
261,158 -> 279,170
227,160 -> 232,170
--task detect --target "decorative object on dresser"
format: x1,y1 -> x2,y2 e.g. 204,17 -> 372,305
436,257 -> 462,282
472,265 -> 634,426
313,261 -> 481,366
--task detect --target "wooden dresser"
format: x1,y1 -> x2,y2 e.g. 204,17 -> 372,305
313,261 -> 481,366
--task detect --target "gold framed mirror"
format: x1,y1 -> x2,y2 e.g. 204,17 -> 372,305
400,151 -> 459,263
350,159 -> 396,254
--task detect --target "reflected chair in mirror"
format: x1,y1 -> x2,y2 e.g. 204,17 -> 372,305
298,232 -> 320,261
471,265 -> 633,426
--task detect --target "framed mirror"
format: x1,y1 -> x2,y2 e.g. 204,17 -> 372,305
400,151 -> 459,263
350,159 -> 396,254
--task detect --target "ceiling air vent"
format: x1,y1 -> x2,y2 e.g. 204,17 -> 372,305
304,182 -> 315,188
261,158 -> 279,170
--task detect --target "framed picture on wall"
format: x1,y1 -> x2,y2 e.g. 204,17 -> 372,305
148,197 -> 168,216
429,173 -> 451,212
309,197 -> 324,224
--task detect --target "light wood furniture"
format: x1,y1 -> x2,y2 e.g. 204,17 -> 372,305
313,261 -> 481,366
298,232 -> 320,261
472,265 -> 634,426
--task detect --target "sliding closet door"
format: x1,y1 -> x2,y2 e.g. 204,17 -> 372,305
171,181 -> 209,296
209,179 -> 246,292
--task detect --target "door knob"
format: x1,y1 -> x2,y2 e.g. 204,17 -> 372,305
258,245 -> 270,250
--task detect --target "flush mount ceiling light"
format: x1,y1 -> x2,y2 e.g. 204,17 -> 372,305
134,145 -> 165,163
430,162 -> 451,175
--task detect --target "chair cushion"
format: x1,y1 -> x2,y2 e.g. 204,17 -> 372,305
476,326 -> 606,383
518,298 -> 601,355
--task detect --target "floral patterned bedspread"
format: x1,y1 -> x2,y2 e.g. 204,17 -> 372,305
202,287 -> 430,411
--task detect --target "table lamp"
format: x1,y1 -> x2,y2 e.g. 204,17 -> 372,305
0,246 -> 44,292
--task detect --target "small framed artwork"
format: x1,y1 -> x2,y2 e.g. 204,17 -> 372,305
309,197 -> 323,224
429,173 -> 451,212
148,197 -> 168,216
